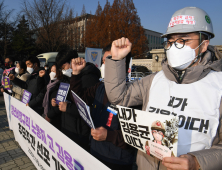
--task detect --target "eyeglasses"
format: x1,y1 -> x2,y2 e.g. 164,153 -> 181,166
163,38 -> 200,50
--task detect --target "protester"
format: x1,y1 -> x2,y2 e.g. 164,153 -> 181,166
4,56 -> 15,69
47,49 -> 100,151
0,56 -> 15,93
104,7 -> 222,170
44,64 -> 49,71
10,61 -> 30,101
9,56 -> 47,115
100,44 -> 112,79
70,57 -> 135,170
42,64 -> 59,123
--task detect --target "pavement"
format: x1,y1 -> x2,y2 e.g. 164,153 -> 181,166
0,95 -> 37,170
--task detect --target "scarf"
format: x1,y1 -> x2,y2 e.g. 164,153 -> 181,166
42,80 -> 59,116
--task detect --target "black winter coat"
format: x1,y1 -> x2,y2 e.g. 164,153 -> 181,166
12,68 -> 48,114
47,64 -> 100,150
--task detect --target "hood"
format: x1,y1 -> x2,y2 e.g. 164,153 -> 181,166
162,45 -> 222,84
80,62 -> 101,79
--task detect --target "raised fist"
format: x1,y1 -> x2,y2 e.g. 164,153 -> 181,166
111,37 -> 132,60
39,70 -> 46,77
9,74 -> 15,80
71,57 -> 86,75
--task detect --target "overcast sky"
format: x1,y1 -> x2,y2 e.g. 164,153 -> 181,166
4,0 -> 222,45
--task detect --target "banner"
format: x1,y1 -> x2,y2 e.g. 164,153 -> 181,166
3,92 -> 110,170
85,48 -> 102,68
115,105 -> 178,160
71,91 -> 95,129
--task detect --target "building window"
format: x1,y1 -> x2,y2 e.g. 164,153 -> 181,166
161,38 -> 164,44
151,35 -> 152,44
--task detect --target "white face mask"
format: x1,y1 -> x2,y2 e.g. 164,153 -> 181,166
27,67 -> 34,74
62,68 -> 72,77
49,72 -> 57,80
166,41 -> 205,70
15,67 -> 20,74
100,64 -> 105,79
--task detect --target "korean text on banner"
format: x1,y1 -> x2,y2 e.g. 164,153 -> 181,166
85,48 -> 102,68
115,105 -> 178,160
56,82 -> 70,105
71,90 -> 95,129
4,92 -> 110,170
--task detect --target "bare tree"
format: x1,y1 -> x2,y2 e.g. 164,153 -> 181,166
22,0 -> 74,52
0,0 -> 16,58
81,4 -> 86,16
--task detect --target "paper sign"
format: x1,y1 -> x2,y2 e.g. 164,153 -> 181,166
3,76 -> 10,90
116,105 -> 178,160
56,82 -> 70,105
148,141 -> 171,160
168,15 -> 195,27
71,90 -> 95,129
21,90 -> 32,104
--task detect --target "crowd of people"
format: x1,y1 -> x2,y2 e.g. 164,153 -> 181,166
1,6 -> 222,170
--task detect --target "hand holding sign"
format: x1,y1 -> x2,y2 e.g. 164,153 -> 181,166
91,127 -> 107,141
111,37 -> 132,60
71,57 -> 86,75
59,102 -> 67,112
51,98 -> 57,107
162,155 -> 200,170
9,74 -> 15,80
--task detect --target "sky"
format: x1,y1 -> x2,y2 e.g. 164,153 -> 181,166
4,0 -> 222,45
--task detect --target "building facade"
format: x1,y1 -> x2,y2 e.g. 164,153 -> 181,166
144,29 -> 164,51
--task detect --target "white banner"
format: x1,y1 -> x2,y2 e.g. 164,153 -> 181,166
3,92 -> 110,170
85,48 -> 102,68
115,105 -> 178,160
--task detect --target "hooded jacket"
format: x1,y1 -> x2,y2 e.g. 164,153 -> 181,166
104,46 -> 222,170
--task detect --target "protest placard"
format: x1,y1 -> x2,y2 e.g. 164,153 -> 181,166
56,82 -> 70,105
21,90 -> 32,104
3,92 -> 109,170
71,90 -> 95,129
115,105 -> 178,160
3,76 -> 10,90
85,48 -> 102,68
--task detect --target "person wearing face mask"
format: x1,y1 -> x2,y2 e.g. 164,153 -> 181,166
42,64 -> 60,123
9,56 -> 49,115
0,56 -> 15,93
104,7 -> 222,170
100,44 -> 112,79
10,61 -> 30,100
4,56 -> 15,69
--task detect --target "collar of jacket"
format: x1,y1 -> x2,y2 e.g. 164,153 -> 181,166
161,46 -> 222,84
